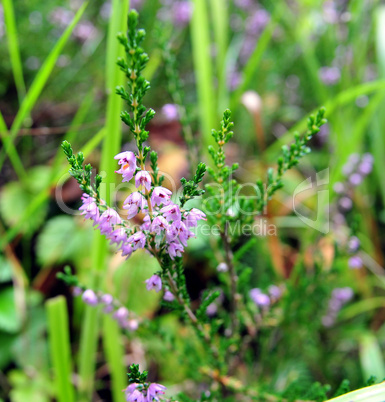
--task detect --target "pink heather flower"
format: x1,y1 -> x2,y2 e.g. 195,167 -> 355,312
217,262 -> 228,272
161,103 -> 179,121
126,319 -> 139,331
127,231 -> 146,250
126,389 -> 145,402
168,242 -> 184,260
101,293 -> 114,313
98,208 -> 122,235
120,242 -> 134,259
82,289 -> 98,306
163,290 -> 175,302
171,1 -> 192,27
348,255 -> 362,269
151,216 -> 169,235
170,221 -> 195,246
151,186 -> 172,206
72,286 -> 82,296
160,203 -> 181,222
184,208 -> 206,227
206,302 -> 218,316
79,194 -> 99,222
145,275 -> 162,292
123,192 -> 147,219
115,151 -> 137,182
147,383 -> 166,401
135,171 -> 152,191
250,288 -> 270,307
108,227 -> 127,246
141,214 -> 151,231
113,307 -> 129,327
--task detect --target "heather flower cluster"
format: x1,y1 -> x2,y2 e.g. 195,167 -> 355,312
322,287 -> 354,327
124,382 -> 166,402
249,285 -> 283,309
332,153 -> 373,269
79,150 -> 206,263
74,287 -> 139,331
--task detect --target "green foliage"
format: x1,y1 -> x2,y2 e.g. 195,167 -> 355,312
127,364 -> 148,384
116,10 -> 155,158
179,162 -> 207,207
0,287 -> 21,333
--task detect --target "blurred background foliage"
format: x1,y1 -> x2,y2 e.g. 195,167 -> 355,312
1,0 -> 385,401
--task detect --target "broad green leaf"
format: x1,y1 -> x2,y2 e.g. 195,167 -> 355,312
326,382 -> 385,402
0,287 -> 21,333
359,333 -> 385,382
36,216 -> 91,267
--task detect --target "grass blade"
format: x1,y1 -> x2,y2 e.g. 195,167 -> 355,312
326,382 -> 385,402
2,0 -> 26,104
0,1 -> 89,171
46,296 -> 76,402
190,0 -> 217,150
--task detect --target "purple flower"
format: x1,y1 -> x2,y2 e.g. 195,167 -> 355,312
101,293 -> 114,313
113,307 -> 130,327
250,288 -> 270,307
98,208 -> 122,235
147,383 -> 166,401
123,192 -> 147,219
184,208 -> 206,227
332,287 -> 354,303
217,262 -> 228,272
141,214 -> 151,231
115,151 -> 137,182
319,66 -> 341,86
348,255 -> 362,269
108,227 -> 127,246
171,1 -> 192,27
120,242 -> 134,259
79,194 -> 99,222
151,216 -> 169,235
145,275 -> 162,292
161,104 -> 179,121
72,286 -> 83,296
161,203 -> 182,222
347,236 -> 360,253
82,289 -> 98,306
151,186 -> 172,206
268,285 -> 282,300
333,182 -> 345,194
246,9 -> 270,36
206,302 -> 218,316
126,389 -> 145,402
135,171 -> 152,191
163,290 -> 175,302
127,231 -> 146,250
168,242 -> 184,260
349,173 -> 362,186
338,196 -> 352,211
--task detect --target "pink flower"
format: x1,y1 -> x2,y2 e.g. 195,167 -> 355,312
172,221 -> 195,246
98,208 -> 122,235
168,242 -> 184,260
126,388 -> 145,402
141,214 -> 151,231
115,151 -> 137,182
123,192 -> 147,219
82,289 -> 98,306
120,242 -> 134,259
151,186 -> 172,206
160,203 -> 181,222
163,290 -> 175,302
145,275 -> 162,292
127,231 -> 147,250
184,208 -> 206,227
151,216 -> 169,234
250,288 -> 270,307
135,171 -> 152,191
79,194 -> 99,222
146,382 -> 166,401
108,227 -> 127,246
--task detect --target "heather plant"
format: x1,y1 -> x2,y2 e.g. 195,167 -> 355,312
57,9 -> 379,402
2,2 -> 385,402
